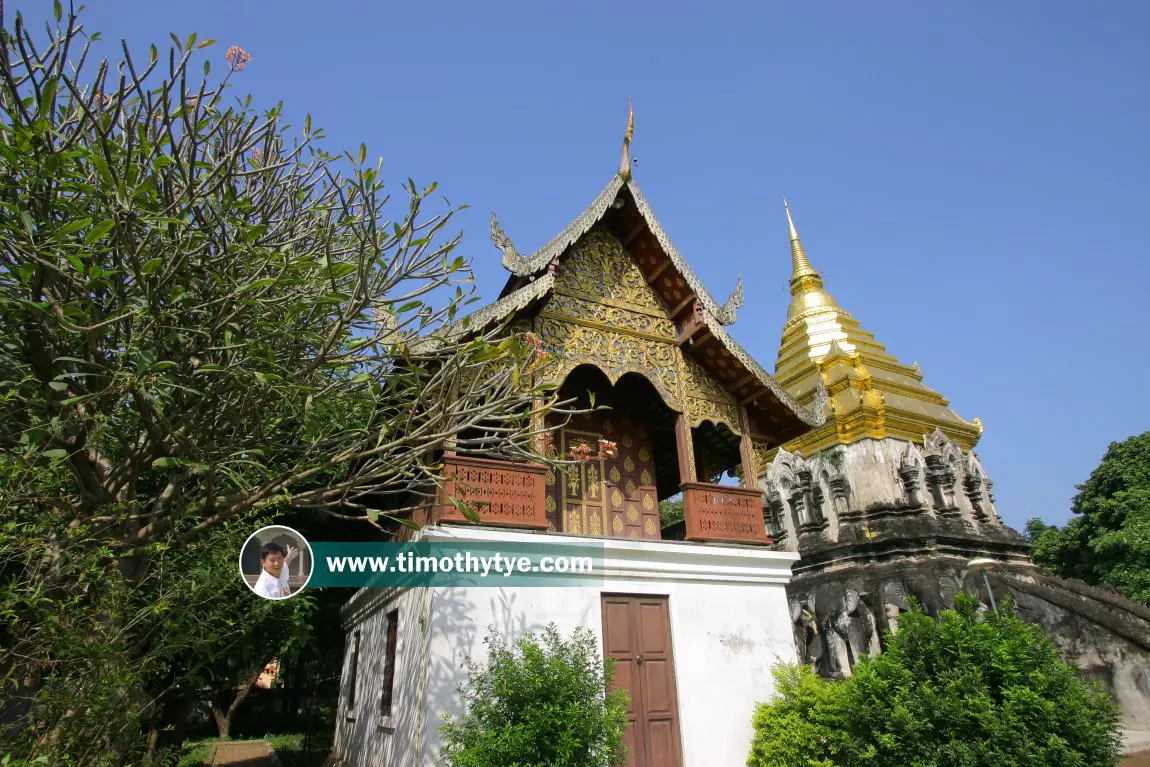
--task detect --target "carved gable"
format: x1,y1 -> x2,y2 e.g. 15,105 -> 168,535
531,229 -> 749,439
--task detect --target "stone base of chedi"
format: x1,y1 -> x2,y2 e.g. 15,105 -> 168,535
763,432 -> 1150,731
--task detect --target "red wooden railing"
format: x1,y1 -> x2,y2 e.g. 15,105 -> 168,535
423,455 -> 549,530
682,482 -> 771,545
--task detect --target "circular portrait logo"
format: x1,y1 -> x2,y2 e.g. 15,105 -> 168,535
239,525 -> 314,600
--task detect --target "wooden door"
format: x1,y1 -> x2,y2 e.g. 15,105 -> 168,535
602,595 -> 683,767
544,409 -> 661,540
603,414 -> 660,540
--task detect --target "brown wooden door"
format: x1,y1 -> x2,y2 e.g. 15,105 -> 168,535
544,409 -> 661,540
602,595 -> 683,767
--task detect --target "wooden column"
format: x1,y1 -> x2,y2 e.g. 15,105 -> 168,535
674,412 -> 696,485
738,406 -> 759,490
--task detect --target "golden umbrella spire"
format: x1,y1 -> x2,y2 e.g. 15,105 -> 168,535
618,99 -> 634,180
783,198 -> 820,282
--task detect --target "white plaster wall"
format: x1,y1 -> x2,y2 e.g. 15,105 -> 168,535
332,528 -> 800,767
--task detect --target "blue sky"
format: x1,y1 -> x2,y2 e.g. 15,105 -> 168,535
50,1 -> 1149,529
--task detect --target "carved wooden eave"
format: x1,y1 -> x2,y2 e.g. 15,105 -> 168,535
478,173 -> 825,443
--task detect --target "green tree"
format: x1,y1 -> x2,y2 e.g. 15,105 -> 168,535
1027,431 -> 1150,603
439,624 -> 629,767
659,497 -> 683,527
0,6 -> 554,763
748,593 -> 1121,767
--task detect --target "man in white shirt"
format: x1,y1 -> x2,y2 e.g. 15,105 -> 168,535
253,541 -> 299,599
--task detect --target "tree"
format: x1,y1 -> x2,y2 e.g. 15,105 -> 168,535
748,593 -> 1122,767
658,497 -> 683,528
0,5 -> 554,762
1027,431 -> 1150,604
439,625 -> 629,767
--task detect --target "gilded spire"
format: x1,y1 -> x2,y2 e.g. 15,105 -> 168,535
783,198 -> 820,282
618,99 -> 634,180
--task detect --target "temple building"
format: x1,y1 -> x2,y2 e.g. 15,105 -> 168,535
762,201 -> 1150,739
331,110 -> 820,767
331,109 -> 1150,766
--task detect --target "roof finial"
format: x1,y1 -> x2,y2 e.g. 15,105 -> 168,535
618,99 -> 634,180
783,198 -> 819,282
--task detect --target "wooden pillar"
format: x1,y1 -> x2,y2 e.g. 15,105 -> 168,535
674,413 -> 696,485
738,406 -> 759,490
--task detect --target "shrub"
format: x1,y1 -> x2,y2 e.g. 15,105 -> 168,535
439,624 -> 629,767
748,592 -> 1122,767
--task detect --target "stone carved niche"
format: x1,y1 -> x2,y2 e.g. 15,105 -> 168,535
922,429 -> 963,517
764,449 -> 852,536
898,442 -> 929,510
963,452 -> 998,522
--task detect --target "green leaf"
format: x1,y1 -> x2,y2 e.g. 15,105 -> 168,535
84,220 -> 116,245
328,263 -> 357,279
55,218 -> 93,238
42,449 -> 68,459
141,258 -> 164,275
151,457 -> 186,469
20,211 -> 35,237
48,381 -> 68,391
53,0 -> 62,21
238,278 -> 277,293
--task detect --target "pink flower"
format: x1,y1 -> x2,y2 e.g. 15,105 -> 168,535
251,147 -> 263,163
226,45 -> 252,71
570,442 -> 593,462
597,439 -> 618,459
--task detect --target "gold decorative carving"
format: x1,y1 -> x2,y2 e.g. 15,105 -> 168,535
612,489 -> 624,507
545,496 -> 556,514
624,478 -> 637,497
536,316 -> 682,410
642,493 -> 655,511
627,506 -> 639,522
644,518 -> 657,536
624,456 -> 636,472
545,469 -> 556,487
639,447 -> 650,463
612,516 -> 624,534
640,469 -> 652,486
555,230 -> 668,314
681,355 -> 742,434
622,433 -> 634,449
610,466 -> 621,484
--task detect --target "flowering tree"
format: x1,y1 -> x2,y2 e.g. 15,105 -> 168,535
0,3 -> 556,761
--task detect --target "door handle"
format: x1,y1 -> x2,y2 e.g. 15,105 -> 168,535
635,655 -> 644,665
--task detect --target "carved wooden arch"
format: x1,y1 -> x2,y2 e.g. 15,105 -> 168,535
540,357 -> 683,413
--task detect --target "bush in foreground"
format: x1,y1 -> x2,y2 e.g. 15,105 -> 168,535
748,592 -> 1121,767
439,624 -> 629,767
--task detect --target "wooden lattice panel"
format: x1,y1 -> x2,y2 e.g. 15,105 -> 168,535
682,482 -> 770,544
435,456 -> 549,529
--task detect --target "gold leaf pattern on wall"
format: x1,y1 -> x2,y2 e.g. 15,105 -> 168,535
644,518 -> 657,536
639,447 -> 650,463
624,479 -> 637,496
642,493 -> 655,511
545,470 -> 556,487
640,469 -> 652,486
624,456 -> 636,473
546,496 -> 556,514
612,489 -> 624,507
612,516 -> 624,534
609,466 -> 621,484
627,506 -> 639,522
622,433 -> 634,449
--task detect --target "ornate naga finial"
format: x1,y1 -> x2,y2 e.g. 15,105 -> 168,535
811,375 -> 830,426
716,275 -> 744,325
973,416 -> 984,434
618,99 -> 635,180
783,197 -> 820,282
490,211 -> 531,273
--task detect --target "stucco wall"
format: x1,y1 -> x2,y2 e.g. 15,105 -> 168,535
331,527 -> 800,767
